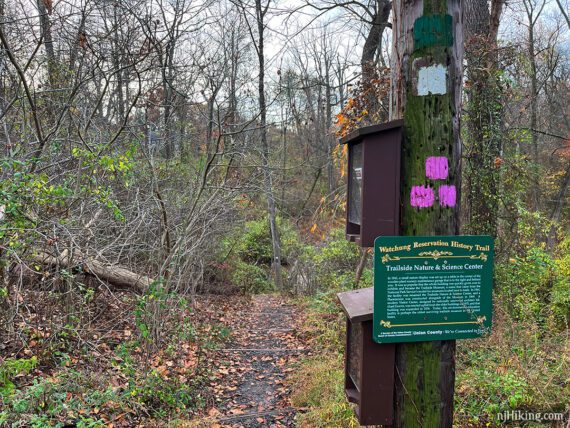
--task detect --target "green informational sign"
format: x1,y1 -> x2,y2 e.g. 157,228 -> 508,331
373,236 -> 493,344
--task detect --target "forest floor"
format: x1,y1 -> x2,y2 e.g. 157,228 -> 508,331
193,294 -> 310,428
1,289 -> 314,428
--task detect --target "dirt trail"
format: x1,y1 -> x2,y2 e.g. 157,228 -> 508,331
208,294 -> 309,428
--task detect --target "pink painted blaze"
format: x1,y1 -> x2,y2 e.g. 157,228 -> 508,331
410,185 -> 435,208
439,185 -> 457,207
425,156 -> 449,180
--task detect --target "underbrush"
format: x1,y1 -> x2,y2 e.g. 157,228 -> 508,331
216,216 -> 304,294
290,353 -> 358,428
291,291 -> 568,428
0,286 -> 230,427
287,230 -> 569,427
455,301 -> 568,426
217,215 -> 372,296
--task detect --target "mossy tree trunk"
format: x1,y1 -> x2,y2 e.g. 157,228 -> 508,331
390,0 -> 463,425
463,0 -> 504,237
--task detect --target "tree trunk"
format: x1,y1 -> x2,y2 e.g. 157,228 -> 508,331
361,0 -> 392,83
255,0 -> 283,290
163,36 -> 177,159
34,250 -> 151,292
354,248 -> 369,288
463,0 -> 504,236
281,123 -> 287,204
112,6 -> 125,121
0,0 -> 7,151
489,0 -> 504,42
547,163 -> 570,249
36,0 -> 56,87
361,0 -> 392,119
391,0 -> 462,423
528,16 -> 540,211
325,61 -> 335,193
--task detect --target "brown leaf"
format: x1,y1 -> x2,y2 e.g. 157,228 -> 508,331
208,407 -> 221,417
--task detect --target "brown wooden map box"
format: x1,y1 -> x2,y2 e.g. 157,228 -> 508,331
340,120 -> 403,248
338,121 -> 403,425
337,287 -> 395,426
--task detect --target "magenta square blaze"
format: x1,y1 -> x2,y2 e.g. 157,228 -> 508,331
439,185 -> 457,207
410,185 -> 435,208
425,156 -> 449,180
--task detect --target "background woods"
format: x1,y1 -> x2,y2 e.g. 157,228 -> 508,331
0,0 -> 568,425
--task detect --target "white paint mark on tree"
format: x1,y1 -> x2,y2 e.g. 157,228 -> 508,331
417,64 -> 447,95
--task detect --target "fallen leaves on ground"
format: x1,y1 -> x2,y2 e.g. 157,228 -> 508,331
197,294 -> 311,428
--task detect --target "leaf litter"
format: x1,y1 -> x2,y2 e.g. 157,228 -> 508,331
203,294 -> 310,428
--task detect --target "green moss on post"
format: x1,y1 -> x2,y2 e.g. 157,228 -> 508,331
401,93 -> 456,237
390,0 -> 463,424
401,342 -> 441,427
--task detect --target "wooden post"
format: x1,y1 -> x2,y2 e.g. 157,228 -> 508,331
390,0 -> 463,425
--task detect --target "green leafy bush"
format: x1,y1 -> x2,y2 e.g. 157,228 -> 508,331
496,243 -> 569,330
228,223 -> 367,294
496,247 -> 554,323
310,228 -> 370,291
313,228 -> 360,274
457,369 -> 531,418
0,370 -> 117,427
0,357 -> 37,397
223,216 -> 303,292
455,323 -> 568,427
231,260 -> 273,293
0,305 -> 222,427
234,217 -> 301,265
128,368 -> 205,413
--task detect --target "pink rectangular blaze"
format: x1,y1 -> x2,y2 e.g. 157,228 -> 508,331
410,185 -> 435,208
439,185 -> 456,207
425,156 -> 449,180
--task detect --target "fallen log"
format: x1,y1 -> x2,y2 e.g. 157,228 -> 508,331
33,250 -> 152,292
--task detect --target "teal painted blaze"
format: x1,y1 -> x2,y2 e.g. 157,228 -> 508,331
413,15 -> 453,50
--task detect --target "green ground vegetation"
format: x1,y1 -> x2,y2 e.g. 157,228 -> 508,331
0,288 -> 229,427
280,228 -> 569,427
